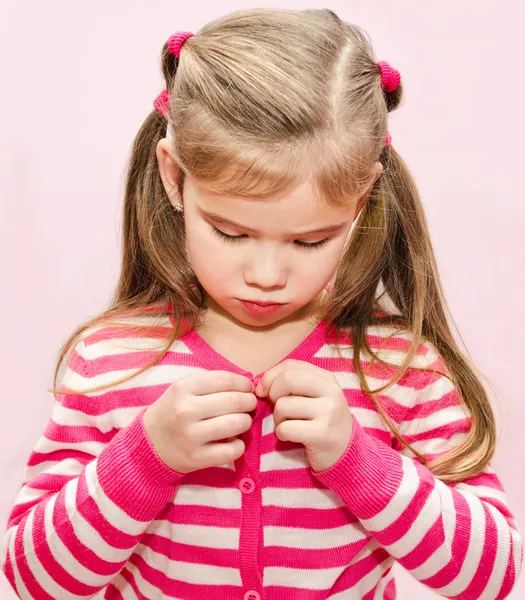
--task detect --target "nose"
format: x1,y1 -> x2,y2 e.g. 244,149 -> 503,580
243,245 -> 287,289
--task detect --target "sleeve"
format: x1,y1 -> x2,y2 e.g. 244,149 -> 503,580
0,338 -> 186,600
312,352 -> 523,600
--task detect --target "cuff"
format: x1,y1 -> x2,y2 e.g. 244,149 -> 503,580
312,412 -> 404,520
96,407 -> 186,521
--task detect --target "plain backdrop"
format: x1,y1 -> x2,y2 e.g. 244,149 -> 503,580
1,1 -> 524,598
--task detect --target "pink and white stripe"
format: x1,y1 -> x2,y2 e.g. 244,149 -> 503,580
1,315 -> 522,599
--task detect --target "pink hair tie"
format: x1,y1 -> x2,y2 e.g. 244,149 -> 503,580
377,61 -> 400,147
153,89 -> 170,117
377,60 -> 401,93
153,32 -> 194,116
168,31 -> 194,59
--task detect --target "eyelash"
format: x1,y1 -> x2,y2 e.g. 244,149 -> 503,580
210,226 -> 331,250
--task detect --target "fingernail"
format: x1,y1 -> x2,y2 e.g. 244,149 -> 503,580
255,383 -> 263,396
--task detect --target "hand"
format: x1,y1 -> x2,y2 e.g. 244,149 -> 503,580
255,360 -> 353,472
143,371 -> 257,474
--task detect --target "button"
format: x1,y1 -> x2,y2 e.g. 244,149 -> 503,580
239,477 -> 255,494
244,591 -> 261,600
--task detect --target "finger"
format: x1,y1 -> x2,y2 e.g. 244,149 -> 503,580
196,412 -> 253,444
274,418 -> 312,445
257,359 -> 333,396
186,370 -> 254,396
273,395 -> 317,428
195,391 -> 257,420
199,437 -> 246,466
267,369 -> 328,404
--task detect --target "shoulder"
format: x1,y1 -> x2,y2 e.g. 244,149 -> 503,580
80,312 -> 173,356
366,323 -> 448,377
328,320 -> 448,376
327,321 -> 457,417
59,309 -> 181,393
364,323 -> 462,422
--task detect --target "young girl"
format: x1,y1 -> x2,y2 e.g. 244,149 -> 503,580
1,7 -> 521,600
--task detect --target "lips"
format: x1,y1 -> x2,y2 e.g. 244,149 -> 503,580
242,300 -> 283,306
238,299 -> 285,315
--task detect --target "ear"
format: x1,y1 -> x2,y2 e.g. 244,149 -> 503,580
156,138 -> 181,206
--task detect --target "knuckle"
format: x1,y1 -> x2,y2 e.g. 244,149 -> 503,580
226,414 -> 238,430
318,421 -> 331,439
231,393 -> 245,413
172,376 -> 187,392
219,372 -> 235,388
283,371 -> 295,386
229,414 -> 244,430
329,381 -> 341,394
186,448 -> 199,466
174,403 -> 195,425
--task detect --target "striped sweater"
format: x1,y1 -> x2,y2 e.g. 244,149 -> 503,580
1,313 -> 522,599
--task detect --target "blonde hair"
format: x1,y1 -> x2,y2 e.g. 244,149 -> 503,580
49,8 -> 496,483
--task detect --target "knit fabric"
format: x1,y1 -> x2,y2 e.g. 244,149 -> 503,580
1,311 -> 522,599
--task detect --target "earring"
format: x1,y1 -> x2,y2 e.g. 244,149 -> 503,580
173,188 -> 184,214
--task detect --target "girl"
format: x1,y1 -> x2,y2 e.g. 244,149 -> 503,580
1,7 -> 522,600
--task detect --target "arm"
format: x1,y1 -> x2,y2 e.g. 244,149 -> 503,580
312,357 -> 523,600
1,340 -> 185,600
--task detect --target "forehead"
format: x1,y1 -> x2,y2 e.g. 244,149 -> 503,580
186,176 -> 355,235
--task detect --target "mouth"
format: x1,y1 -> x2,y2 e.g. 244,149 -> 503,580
240,300 -> 284,306
237,299 -> 286,315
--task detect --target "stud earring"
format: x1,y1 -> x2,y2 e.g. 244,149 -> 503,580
173,188 -> 184,214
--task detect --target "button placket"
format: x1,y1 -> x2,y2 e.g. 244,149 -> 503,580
252,374 -> 263,388
237,376 -> 264,599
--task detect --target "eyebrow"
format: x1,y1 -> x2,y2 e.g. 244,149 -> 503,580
197,207 -> 348,237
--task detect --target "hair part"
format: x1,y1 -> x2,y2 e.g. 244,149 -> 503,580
49,8 -> 496,484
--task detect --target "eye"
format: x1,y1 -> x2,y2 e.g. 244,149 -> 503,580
210,226 -> 246,243
210,225 -> 331,250
294,238 -> 330,249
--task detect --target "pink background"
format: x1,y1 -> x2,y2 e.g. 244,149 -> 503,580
1,1 -> 523,598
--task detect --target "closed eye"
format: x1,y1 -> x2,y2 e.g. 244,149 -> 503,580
210,226 -> 331,250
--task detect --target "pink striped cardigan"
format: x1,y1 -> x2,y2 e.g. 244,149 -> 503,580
1,314 -> 522,599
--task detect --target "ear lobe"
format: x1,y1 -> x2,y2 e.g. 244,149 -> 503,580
156,139 -> 180,200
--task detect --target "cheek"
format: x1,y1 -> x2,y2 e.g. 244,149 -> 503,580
286,248 -> 341,302
185,231 -> 237,285
301,243 -> 344,276
325,242 -> 347,272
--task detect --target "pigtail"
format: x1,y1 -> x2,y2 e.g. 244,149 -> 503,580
326,140 -> 497,482
49,39 -> 203,398
379,147 -> 496,481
